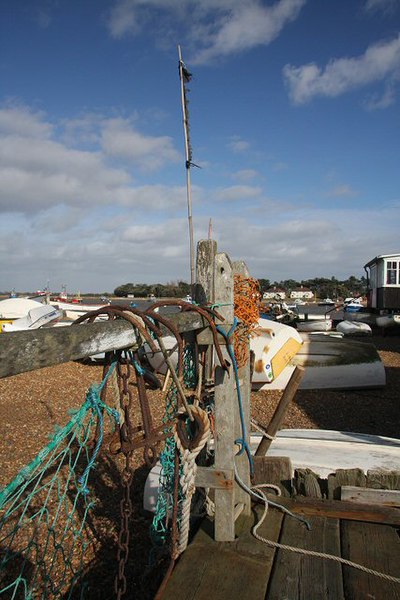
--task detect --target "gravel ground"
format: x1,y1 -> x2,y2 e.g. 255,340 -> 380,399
0,330 -> 399,598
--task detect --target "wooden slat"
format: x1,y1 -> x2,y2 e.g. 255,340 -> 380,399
267,515 -> 345,599
194,467 -> 233,490
162,509 -> 283,600
341,486 -> 400,507
252,456 -> 293,497
264,495 -> 400,526
341,520 -> 400,599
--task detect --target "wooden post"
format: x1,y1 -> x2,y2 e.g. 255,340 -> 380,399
232,260 -> 251,516
254,366 -> 304,456
213,251 -> 236,541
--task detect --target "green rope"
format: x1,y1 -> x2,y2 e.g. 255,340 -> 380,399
0,364 -> 119,599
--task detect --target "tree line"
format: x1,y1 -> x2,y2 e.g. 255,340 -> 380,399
258,275 -> 367,300
114,275 -> 367,300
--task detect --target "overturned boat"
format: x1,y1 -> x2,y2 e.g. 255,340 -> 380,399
252,332 -> 385,390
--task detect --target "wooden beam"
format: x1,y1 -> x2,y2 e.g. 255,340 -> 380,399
263,494 -> 400,526
341,486 -> 400,507
0,311 -> 209,378
254,366 -> 304,457
195,467 -> 234,490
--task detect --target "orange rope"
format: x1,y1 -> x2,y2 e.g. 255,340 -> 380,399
234,275 -> 261,367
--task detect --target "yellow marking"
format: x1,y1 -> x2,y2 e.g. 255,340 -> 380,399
271,338 -> 302,379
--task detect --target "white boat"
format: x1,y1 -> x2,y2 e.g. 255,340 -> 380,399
49,300 -> 109,321
0,297 -> 45,320
252,332 -> 386,390
336,320 -> 372,336
143,428 -> 400,512
1,305 -> 63,332
376,314 -> 400,329
251,318 -> 302,384
296,318 -> 332,333
144,317 -> 385,391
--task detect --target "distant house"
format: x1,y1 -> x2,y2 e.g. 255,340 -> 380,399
263,288 -> 286,300
364,253 -> 400,310
289,287 -> 314,300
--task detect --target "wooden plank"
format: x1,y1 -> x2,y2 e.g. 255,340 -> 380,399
0,310 -> 209,378
232,259 -> 251,516
252,456 -> 293,497
341,520 -> 400,599
194,467 -> 234,490
264,495 -> 400,526
267,515 -> 344,599
162,508 -> 283,600
328,468 -> 366,500
341,486 -> 400,507
213,251 -> 235,542
367,469 -> 400,490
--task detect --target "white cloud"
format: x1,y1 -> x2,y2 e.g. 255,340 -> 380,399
364,0 -> 399,14
0,105 -> 182,214
106,0 -> 306,63
232,169 -> 259,181
364,80 -> 397,109
215,185 -> 262,202
100,117 -> 180,169
283,35 -> 400,104
227,136 -> 251,153
327,184 -> 359,198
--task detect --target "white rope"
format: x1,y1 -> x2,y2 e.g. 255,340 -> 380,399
234,465 -> 400,585
174,406 -> 210,555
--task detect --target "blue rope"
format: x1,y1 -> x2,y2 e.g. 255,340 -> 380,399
216,318 -> 254,477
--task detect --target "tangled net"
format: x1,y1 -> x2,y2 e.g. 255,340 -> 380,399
233,275 -> 261,367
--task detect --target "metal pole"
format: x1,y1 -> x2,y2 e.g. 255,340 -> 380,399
178,45 -> 195,298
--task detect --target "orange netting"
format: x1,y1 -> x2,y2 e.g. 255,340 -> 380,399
233,275 -> 261,367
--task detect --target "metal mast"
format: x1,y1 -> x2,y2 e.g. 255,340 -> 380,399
178,45 -> 195,297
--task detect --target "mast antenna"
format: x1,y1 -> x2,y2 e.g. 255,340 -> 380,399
178,44 -> 196,298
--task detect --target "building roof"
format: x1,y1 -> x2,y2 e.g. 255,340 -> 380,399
364,254 -> 400,268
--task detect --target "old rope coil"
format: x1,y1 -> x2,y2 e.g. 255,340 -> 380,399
233,274 -> 261,367
174,405 -> 210,555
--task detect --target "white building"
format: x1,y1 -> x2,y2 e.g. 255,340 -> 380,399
364,253 -> 400,310
289,287 -> 314,301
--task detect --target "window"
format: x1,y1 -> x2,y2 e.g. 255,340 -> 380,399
386,261 -> 398,285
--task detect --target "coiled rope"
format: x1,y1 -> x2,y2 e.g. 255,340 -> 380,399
174,405 -> 210,555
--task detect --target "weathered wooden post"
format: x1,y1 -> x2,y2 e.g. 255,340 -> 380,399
195,240 -> 251,540
232,260 -> 252,516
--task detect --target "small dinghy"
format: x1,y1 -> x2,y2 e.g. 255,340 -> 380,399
253,333 -> 386,390
296,318 -> 332,333
336,320 -> 372,336
1,304 -> 63,332
376,314 -> 400,329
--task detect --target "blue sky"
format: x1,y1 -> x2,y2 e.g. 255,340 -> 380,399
1,0 -> 399,293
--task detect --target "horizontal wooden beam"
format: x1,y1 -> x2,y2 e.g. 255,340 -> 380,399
0,311 -> 209,378
264,494 -> 400,526
195,467 -> 234,490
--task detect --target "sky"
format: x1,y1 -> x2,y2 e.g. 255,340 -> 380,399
1,0 -> 399,293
